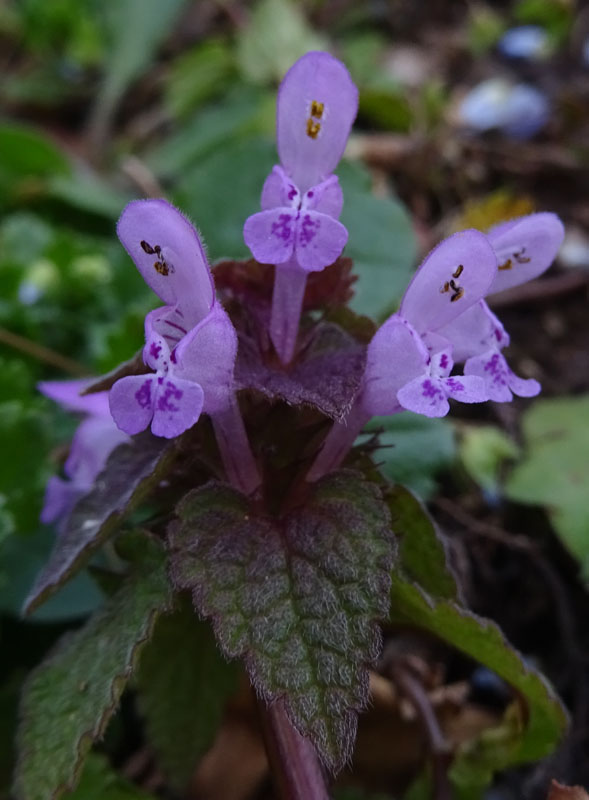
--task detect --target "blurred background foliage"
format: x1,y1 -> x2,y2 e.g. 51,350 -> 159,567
1,0 -> 589,797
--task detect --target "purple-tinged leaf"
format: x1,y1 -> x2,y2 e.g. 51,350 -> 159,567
24,433 -> 180,615
168,471 -> 395,771
15,541 -> 172,800
235,323 -> 366,421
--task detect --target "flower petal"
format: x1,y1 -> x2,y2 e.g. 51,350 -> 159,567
38,379 -> 111,418
488,212 -> 565,293
362,316 -> 429,416
40,476 -> 82,526
243,208 -> 296,265
174,305 -> 237,415
303,175 -> 343,218
438,300 -> 509,363
295,210 -> 348,271
109,374 -> 156,435
64,417 -> 129,485
397,375 -> 450,418
400,229 -> 498,334
261,165 -> 299,210
464,350 -> 539,402
444,375 -> 488,403
152,377 -> 204,438
277,51 -> 358,192
117,199 -> 214,326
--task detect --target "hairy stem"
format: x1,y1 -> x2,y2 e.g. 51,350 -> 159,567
270,259 -> 308,365
259,699 -> 330,800
212,396 -> 262,495
306,399 -> 370,482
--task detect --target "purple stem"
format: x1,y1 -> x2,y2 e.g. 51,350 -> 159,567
270,258 -> 308,365
211,396 -> 261,495
306,398 -> 370,482
260,700 -> 330,800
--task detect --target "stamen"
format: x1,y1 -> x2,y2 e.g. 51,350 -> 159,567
140,240 -> 155,254
310,100 -> 324,119
450,286 -> 464,302
154,260 -> 170,276
513,247 -> 531,264
306,119 -> 321,139
452,264 -> 464,278
440,281 -> 450,294
499,258 -> 513,271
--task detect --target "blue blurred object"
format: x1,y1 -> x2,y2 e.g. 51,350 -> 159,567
498,25 -> 550,60
459,78 -> 550,139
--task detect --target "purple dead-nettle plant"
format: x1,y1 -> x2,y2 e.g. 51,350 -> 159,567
243,51 -> 358,364
439,212 -> 565,400
23,51 -> 570,800
109,199 -> 261,495
38,379 -> 129,530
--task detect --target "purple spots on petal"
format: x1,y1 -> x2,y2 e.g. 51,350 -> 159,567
446,377 -> 464,392
135,379 -> 153,409
157,380 -> 183,413
484,353 -> 508,386
158,376 -> 164,385
422,379 -> 443,399
439,353 -> 449,370
149,341 -> 162,360
287,186 -> 297,201
307,190 -> 314,198
271,213 -> 294,242
298,214 -> 320,247
494,328 -> 503,343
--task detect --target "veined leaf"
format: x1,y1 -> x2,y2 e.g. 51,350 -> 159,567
15,542 -> 172,800
168,472 -> 395,770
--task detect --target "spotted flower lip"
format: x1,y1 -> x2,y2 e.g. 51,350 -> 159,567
487,212 -> 565,294
276,51 -> 359,193
243,169 -> 348,271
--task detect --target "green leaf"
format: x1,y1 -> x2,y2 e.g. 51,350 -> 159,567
338,161 -> 417,319
460,425 -> 519,498
15,544 -> 172,800
24,433 -> 179,615
173,136 -> 276,260
92,0 -> 187,135
65,753 -> 155,800
389,579 -> 568,765
145,88 -> 269,179
386,485 -> 459,601
0,527 -> 103,623
236,0 -> 326,84
168,471 -> 395,771
0,123 -> 70,203
504,396 -> 589,577
364,412 -> 455,500
165,38 -> 236,120
135,596 -> 239,790
0,401 -> 51,533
